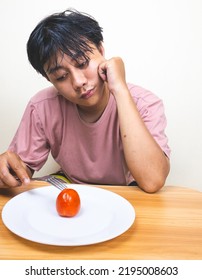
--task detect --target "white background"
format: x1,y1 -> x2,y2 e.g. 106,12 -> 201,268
0,0 -> 202,191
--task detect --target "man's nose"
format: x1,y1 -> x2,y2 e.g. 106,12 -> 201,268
71,69 -> 87,90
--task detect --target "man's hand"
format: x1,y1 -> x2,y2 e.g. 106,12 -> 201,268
98,57 -> 127,95
0,151 -> 31,188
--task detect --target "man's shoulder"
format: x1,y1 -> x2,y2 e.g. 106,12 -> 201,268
30,86 -> 59,104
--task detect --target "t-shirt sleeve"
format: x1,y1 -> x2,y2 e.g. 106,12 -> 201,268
8,101 -> 50,171
130,85 -> 171,158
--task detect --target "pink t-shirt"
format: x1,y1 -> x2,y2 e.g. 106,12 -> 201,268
9,83 -> 170,185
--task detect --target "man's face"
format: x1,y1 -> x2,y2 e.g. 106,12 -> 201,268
44,44 -> 107,109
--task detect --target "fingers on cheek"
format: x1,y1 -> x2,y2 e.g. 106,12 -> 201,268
98,68 -> 107,81
99,73 -> 107,81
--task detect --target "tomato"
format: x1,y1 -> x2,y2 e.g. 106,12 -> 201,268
56,188 -> 81,217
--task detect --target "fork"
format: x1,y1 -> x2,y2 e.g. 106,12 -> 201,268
46,176 -> 68,191
32,175 -> 68,191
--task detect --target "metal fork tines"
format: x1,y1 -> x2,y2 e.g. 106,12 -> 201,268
45,176 -> 68,191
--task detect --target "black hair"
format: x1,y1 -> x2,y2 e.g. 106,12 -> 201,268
27,9 -> 103,77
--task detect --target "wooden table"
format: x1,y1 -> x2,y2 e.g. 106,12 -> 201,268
0,182 -> 202,260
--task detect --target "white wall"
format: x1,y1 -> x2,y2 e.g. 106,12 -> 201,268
0,0 -> 202,191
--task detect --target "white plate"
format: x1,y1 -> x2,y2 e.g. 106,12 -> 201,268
2,185 -> 135,246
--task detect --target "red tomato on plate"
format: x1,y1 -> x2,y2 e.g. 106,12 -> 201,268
56,188 -> 81,217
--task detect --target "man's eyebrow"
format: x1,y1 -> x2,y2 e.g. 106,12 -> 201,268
46,65 -> 63,75
45,53 -> 88,74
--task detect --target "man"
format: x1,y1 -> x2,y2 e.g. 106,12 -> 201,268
0,9 -> 170,192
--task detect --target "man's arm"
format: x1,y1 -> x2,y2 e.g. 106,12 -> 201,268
98,57 -> 170,192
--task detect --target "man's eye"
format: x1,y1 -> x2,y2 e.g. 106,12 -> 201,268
78,60 -> 89,68
56,73 -> 68,81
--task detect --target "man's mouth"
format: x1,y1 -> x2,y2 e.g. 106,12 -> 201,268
80,89 -> 94,99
